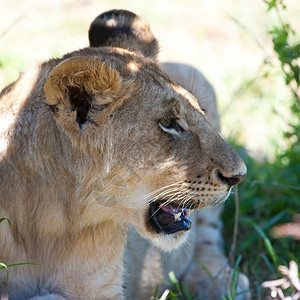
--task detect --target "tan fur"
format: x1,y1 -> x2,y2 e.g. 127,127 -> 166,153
0,15 -> 247,300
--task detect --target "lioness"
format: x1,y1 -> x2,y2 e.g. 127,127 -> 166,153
0,9 -> 247,300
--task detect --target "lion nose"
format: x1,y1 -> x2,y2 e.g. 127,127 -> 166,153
216,163 -> 247,187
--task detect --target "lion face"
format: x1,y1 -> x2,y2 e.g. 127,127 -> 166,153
44,48 -> 246,251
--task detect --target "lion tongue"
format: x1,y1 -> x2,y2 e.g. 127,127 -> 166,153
159,203 -> 177,213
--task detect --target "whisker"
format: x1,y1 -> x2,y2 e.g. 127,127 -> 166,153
149,187 -> 184,204
178,189 -> 198,209
158,194 -> 183,208
188,200 -> 195,210
184,192 -> 197,206
148,187 -> 191,219
143,181 -> 183,199
158,187 -> 190,207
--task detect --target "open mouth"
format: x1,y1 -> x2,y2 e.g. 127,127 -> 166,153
148,201 -> 192,235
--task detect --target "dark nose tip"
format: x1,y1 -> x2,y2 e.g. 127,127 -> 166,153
217,171 -> 246,187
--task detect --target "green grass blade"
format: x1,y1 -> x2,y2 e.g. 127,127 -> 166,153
231,255 -> 242,298
153,285 -> 159,299
261,254 -> 276,273
0,218 -> 11,228
182,284 -> 195,300
196,260 -> 216,285
239,212 -> 286,250
159,289 -> 170,300
0,262 -> 9,281
4,263 -> 39,268
168,271 -> 181,296
252,222 -> 279,267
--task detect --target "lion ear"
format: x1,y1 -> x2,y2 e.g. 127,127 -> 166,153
44,57 -> 122,132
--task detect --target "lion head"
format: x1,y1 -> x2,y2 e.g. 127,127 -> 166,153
44,45 -> 246,251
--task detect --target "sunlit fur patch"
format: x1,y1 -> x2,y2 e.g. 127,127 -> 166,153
170,83 -> 203,113
106,18 -> 118,27
127,61 -> 141,73
0,65 -> 41,157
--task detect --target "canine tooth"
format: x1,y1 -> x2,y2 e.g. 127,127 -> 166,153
174,212 -> 181,221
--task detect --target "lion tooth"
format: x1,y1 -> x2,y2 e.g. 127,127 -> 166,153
174,212 -> 181,221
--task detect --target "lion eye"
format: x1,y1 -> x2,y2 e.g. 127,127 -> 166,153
159,119 -> 184,137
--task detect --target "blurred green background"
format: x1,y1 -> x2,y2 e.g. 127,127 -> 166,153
1,0 -> 299,298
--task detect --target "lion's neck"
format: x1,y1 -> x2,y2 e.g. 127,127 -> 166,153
0,137 -> 128,297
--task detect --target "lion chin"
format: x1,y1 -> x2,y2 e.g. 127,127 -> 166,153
151,231 -> 190,252
139,204 -> 193,252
